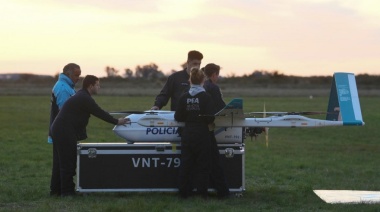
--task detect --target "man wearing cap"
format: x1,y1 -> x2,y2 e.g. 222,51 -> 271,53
151,50 -> 203,111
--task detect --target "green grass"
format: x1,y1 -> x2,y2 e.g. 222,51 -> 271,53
0,95 -> 379,211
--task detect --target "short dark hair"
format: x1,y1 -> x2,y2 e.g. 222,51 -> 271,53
63,63 -> 80,75
203,63 -> 220,77
82,75 -> 99,89
187,50 -> 203,61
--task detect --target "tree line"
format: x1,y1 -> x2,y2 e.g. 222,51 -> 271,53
1,62 -> 378,88
103,63 -> 379,88
105,62 -> 185,80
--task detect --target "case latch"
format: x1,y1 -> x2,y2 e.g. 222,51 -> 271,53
224,148 -> 234,158
155,145 -> 165,152
88,148 -> 97,158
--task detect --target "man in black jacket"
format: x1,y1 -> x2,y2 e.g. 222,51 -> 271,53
50,75 -> 129,197
151,50 -> 203,111
202,63 -> 230,198
202,63 -> 226,112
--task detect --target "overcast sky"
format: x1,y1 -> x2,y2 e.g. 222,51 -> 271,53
1,0 -> 379,77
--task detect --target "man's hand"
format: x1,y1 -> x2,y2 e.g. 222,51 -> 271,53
208,123 -> 215,131
117,118 -> 131,125
150,106 -> 160,110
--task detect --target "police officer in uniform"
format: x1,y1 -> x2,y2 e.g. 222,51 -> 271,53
202,63 -> 230,198
151,50 -> 203,111
203,63 -> 225,111
174,67 -> 215,199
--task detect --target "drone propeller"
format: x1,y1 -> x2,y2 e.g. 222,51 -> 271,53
264,103 -> 269,147
110,110 -> 175,115
109,111 -> 146,115
145,110 -> 175,114
246,103 -> 268,143
246,103 -> 270,146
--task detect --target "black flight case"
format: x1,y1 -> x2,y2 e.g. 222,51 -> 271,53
76,142 -> 245,194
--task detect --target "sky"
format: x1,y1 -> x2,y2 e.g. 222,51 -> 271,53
1,0 -> 379,77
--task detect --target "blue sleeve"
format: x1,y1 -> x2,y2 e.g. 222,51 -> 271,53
54,85 -> 75,109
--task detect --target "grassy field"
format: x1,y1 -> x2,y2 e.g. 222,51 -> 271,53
0,95 -> 379,211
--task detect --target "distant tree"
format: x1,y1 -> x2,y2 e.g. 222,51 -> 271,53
135,63 -> 165,80
249,70 -> 264,78
247,70 -> 284,79
272,70 -> 284,78
226,73 -> 236,78
124,68 -> 133,78
105,66 -> 119,78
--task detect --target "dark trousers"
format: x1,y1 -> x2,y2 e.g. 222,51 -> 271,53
178,127 -> 212,198
50,142 -> 61,195
50,119 -> 77,196
209,132 -> 230,197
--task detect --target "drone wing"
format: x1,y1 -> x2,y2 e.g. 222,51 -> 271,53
247,111 -> 328,116
214,72 -> 364,128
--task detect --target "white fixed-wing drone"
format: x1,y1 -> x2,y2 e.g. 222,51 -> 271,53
112,72 -> 364,144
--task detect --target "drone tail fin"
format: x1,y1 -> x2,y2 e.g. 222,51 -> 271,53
215,98 -> 244,117
224,98 -> 243,110
326,72 -> 364,126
